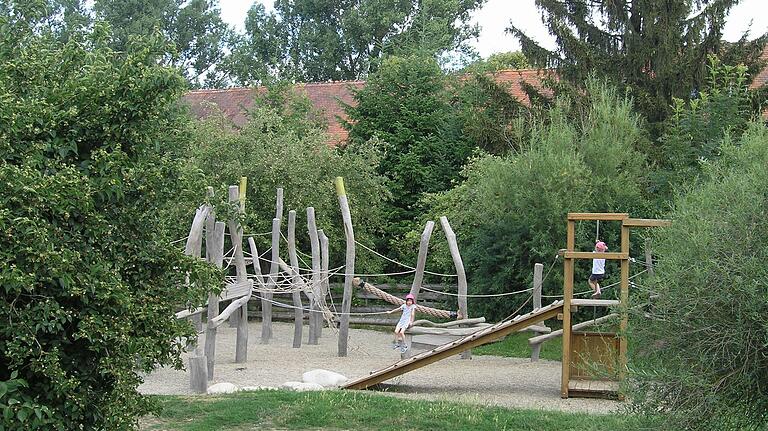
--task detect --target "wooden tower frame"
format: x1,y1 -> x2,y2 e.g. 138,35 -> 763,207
561,213 -> 670,399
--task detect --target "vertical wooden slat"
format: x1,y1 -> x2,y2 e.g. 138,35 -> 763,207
335,177 -> 355,357
204,219 -> 225,380
619,224 -> 630,385
439,216 -> 470,359
287,210 -> 303,348
307,207 -> 322,344
262,217 -> 280,344
227,186 -> 249,362
319,229 -> 330,338
530,262 -> 545,361
561,219 -> 575,398
409,221 -> 435,299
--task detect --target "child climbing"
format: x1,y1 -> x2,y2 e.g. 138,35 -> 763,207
387,293 -> 416,353
589,241 -> 608,297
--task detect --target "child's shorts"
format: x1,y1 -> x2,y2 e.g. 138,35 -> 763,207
589,273 -> 605,282
395,323 -> 408,332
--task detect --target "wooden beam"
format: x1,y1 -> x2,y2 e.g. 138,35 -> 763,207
571,299 -> 620,307
306,207 -> 322,344
562,220 -> 575,398
287,210 -> 303,349
342,301 -> 564,390
410,221 -> 435,299
440,216 -> 470,359
567,213 -> 628,221
563,251 -> 628,260
529,314 -> 618,345
336,177 -> 356,357
623,218 -> 671,227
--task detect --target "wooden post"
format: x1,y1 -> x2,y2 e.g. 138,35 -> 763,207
319,229 -> 330,338
561,219 -> 575,398
184,205 -> 210,349
287,210 -> 304,348
409,221 -> 435,298
189,355 -> 208,394
644,237 -> 654,278
619,224 -> 630,386
335,177 -> 355,357
439,216 -> 470,359
275,187 -> 284,221
530,262 -> 546,362
227,186 -> 249,362
307,207 -> 322,344
239,176 -> 247,212
204,219 -> 225,380
261,217 -> 280,344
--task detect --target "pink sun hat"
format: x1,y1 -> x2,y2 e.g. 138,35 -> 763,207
405,293 -> 415,301
595,241 -> 608,251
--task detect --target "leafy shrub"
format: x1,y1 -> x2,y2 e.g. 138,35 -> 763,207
628,124 -> 768,430
406,80 -> 650,320
185,86 -> 390,271
0,20 -> 216,430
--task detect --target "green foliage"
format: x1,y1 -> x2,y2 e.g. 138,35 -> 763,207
474,332 -> 562,361
185,85 -> 390,271
345,54 -> 474,240
628,124 -> 768,431
461,51 -> 529,73
94,0 -> 232,87
509,0 -> 765,125
226,0 -> 485,84
649,56 -> 760,203
0,22 -> 216,430
411,80 -> 649,320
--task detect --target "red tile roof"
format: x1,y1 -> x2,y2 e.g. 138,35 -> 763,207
182,69 -> 553,145
750,44 -> 768,89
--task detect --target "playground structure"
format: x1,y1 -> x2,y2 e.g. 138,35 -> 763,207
176,177 -> 478,393
175,178 -> 668,399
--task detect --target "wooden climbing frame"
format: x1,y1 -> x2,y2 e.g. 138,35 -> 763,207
561,213 -> 670,399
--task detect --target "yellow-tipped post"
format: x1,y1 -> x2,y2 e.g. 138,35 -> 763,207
334,176 -> 346,197
239,177 -> 247,212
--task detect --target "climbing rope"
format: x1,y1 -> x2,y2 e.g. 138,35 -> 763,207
354,240 -> 458,277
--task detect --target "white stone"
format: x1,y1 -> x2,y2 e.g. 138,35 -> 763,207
301,369 -> 348,388
207,382 -> 239,394
281,381 -> 325,392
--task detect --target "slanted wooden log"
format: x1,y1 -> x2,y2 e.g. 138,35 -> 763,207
306,207 -> 322,344
410,221 -> 435,299
439,216 -> 470,359
530,263 -> 548,362
528,313 -> 618,345
262,217 -> 280,343
209,281 -> 254,328
319,229 -> 330,338
204,217 -> 225,379
335,177 -> 355,357
287,210 -> 303,348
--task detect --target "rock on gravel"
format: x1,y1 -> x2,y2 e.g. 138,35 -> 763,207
207,382 -> 239,394
302,369 -> 348,387
282,381 -> 325,391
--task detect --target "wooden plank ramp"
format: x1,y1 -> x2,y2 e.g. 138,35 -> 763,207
341,300 -> 565,390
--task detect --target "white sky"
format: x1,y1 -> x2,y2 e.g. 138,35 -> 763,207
219,0 -> 768,59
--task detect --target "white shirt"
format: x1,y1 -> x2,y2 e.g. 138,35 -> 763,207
592,254 -> 606,275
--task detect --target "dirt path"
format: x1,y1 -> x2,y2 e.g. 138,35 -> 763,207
139,322 -> 621,414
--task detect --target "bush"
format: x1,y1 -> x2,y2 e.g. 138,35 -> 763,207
407,80 -> 650,320
185,86 -> 390,271
0,22 -> 216,430
628,124 -> 768,430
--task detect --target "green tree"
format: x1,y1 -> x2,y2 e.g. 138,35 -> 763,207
462,51 -> 529,73
226,0 -> 485,84
344,54 -> 474,240
94,0 -> 232,87
0,16 -> 215,430
628,124 -> 768,430
508,0 -> 766,125
186,84 -> 390,272
408,80 -> 650,320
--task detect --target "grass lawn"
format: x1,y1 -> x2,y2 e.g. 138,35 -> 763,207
142,390 -> 656,431
474,331 -> 562,361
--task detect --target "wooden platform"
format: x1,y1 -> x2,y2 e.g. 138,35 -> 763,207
568,379 -> 620,399
571,299 -> 620,307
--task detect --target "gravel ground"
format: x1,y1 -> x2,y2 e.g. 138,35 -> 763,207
139,321 -> 621,414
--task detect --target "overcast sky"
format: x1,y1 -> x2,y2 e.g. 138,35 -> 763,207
218,0 -> 768,59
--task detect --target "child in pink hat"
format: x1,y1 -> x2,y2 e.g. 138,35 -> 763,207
387,293 -> 416,353
589,241 -> 608,297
